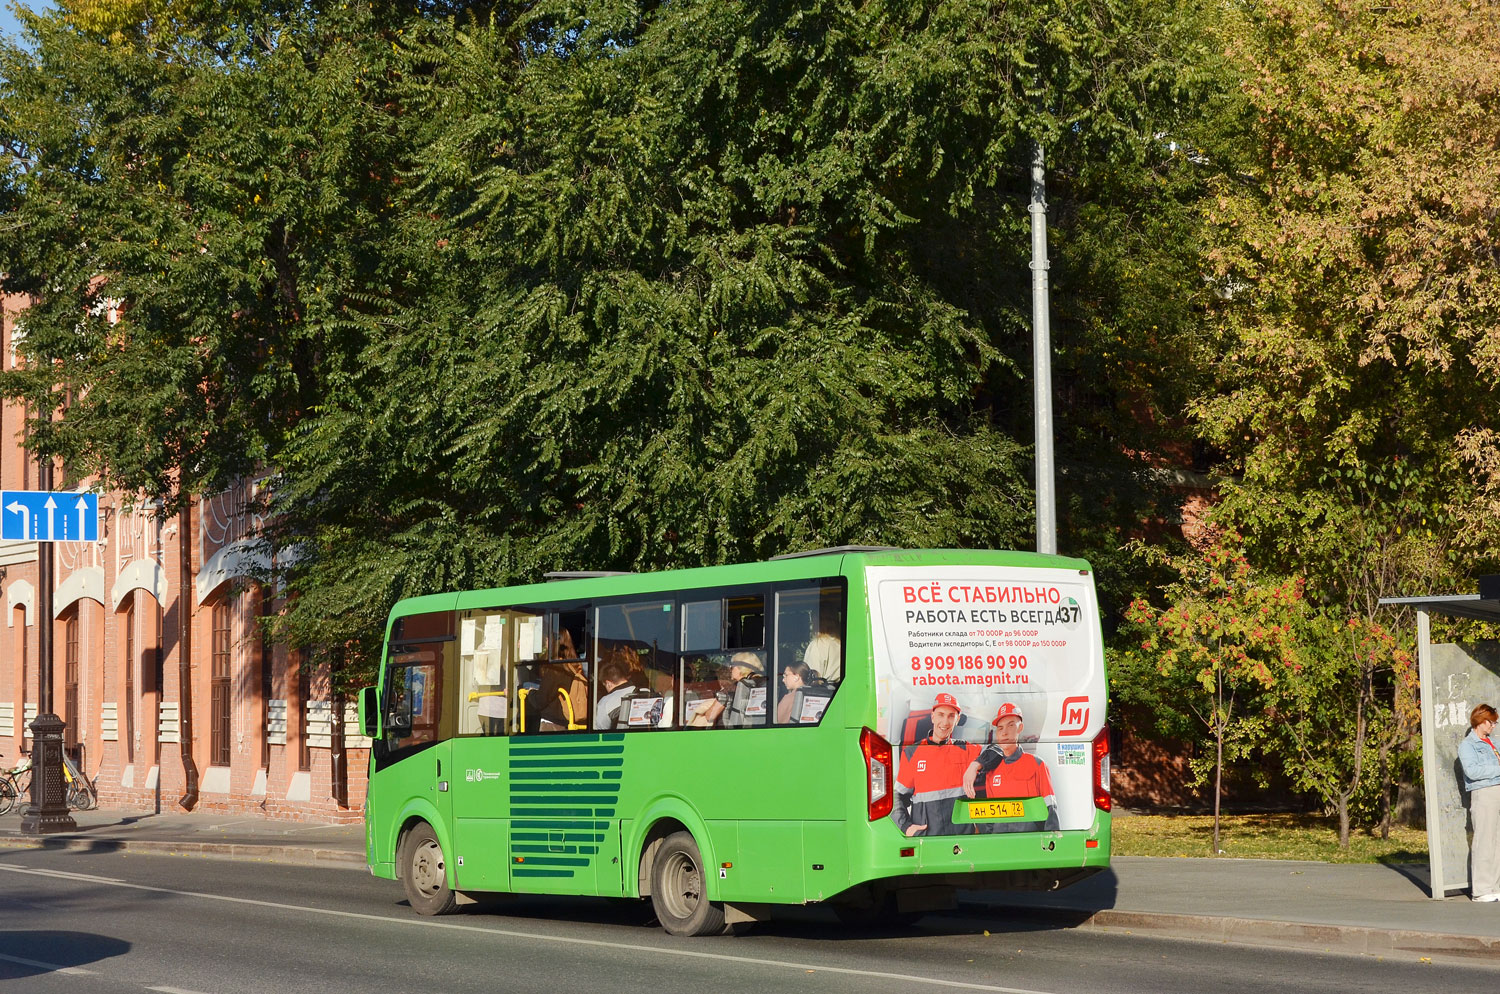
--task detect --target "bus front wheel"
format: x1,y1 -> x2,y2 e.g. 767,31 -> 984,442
400,821 -> 458,916
650,831 -> 727,936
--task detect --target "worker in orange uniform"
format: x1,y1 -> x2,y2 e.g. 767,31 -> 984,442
891,693 -> 981,837
961,702 -> 1059,833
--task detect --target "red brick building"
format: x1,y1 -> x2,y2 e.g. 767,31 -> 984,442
0,293 -> 366,823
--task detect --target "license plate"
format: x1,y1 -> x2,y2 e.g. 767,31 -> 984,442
967,800 -> 1026,820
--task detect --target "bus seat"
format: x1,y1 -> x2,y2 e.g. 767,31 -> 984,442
787,686 -> 834,725
725,677 -> 768,727
613,692 -> 666,729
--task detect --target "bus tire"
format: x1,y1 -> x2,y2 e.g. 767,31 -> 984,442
400,822 -> 458,916
650,831 -> 727,937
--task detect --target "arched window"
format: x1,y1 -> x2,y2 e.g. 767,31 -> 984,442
64,613 -> 80,755
123,600 -> 136,763
211,600 -> 232,767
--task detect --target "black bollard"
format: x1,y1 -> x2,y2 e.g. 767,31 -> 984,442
20,713 -> 78,834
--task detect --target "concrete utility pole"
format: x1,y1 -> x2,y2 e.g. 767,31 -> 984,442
1030,142 -> 1057,556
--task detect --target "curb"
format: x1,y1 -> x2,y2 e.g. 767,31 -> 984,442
0,835 -> 367,868
958,903 -> 1500,961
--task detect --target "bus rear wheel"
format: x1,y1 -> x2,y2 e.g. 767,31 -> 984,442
400,821 -> 458,916
650,831 -> 727,936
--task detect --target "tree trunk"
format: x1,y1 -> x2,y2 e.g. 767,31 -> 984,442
1214,725 -> 1223,854
1213,668 -> 1223,854
1337,632 -> 1371,849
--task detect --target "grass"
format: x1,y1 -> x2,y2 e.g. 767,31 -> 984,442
1112,811 -> 1428,864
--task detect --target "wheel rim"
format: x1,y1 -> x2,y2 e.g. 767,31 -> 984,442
410,838 -> 446,897
658,849 -> 703,922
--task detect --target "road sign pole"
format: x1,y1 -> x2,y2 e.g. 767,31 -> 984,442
20,455 -> 76,834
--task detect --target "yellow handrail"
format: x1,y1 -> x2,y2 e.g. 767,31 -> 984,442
558,688 -> 586,731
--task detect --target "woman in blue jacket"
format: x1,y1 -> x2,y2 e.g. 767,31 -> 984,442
1459,703 -> 1500,902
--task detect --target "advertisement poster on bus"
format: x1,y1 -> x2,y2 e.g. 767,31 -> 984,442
866,566 -> 1105,838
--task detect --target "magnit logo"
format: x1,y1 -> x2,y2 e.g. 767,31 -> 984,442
1058,696 -> 1089,737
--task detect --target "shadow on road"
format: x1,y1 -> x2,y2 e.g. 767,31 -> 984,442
0,931 -> 131,981
4,837 -> 127,855
432,888 -> 1111,942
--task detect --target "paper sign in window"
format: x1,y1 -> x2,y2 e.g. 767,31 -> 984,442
627,697 -> 666,727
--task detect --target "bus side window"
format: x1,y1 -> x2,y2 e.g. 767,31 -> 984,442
385,610 -> 457,745
502,609 -> 547,733
460,610 -> 510,736
597,600 -> 679,729
772,582 -> 846,727
385,656 -> 443,747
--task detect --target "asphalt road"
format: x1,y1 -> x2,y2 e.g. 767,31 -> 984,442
0,845 -> 1493,994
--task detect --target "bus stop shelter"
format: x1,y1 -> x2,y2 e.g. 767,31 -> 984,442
1381,575 -> 1500,899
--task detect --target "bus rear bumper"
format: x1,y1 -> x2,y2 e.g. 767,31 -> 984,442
828,865 -> 1104,914
835,816 -> 1111,908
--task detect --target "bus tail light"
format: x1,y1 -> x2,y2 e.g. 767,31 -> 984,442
1092,725 -> 1111,811
860,727 -> 893,821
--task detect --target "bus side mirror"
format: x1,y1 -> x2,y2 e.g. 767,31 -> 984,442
358,686 -> 380,739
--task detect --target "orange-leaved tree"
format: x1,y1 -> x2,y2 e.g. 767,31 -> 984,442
1118,534 -> 1306,852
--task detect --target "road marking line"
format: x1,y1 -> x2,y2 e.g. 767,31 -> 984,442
0,952 -> 95,975
0,864 -> 1056,994
147,987 -> 213,994
1,865 -> 125,883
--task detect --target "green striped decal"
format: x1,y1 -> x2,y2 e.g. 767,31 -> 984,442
508,734 -> 625,879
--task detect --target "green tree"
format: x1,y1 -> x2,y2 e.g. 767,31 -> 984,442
1116,536 -> 1300,852
0,0 -> 412,507
1193,0 -> 1500,591
1178,0 -> 1500,826
3,0 -> 1229,674
263,0 -> 1224,663
1267,611 -> 1417,846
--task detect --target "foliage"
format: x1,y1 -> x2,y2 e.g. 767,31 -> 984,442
1119,531 -> 1421,847
1266,612 -> 1418,846
0,0 -> 409,507
1115,535 -> 1302,851
0,0 -> 1218,670
1193,0 -> 1500,598
1161,0 -> 1500,833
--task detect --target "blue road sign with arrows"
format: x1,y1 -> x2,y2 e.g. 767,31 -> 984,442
1,491 -> 99,542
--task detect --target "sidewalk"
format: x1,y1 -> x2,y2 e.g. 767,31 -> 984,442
966,856 -> 1500,960
0,806 -> 364,867
3,809 -> 1498,960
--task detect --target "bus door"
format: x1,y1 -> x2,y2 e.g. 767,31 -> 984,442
446,608 -> 524,893
379,612 -> 458,874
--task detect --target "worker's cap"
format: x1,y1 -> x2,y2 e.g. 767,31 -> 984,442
991,702 -> 1024,726
729,651 -> 764,674
931,693 -> 961,714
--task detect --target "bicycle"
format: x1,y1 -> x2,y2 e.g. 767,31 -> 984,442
62,752 -> 97,811
0,758 -> 31,816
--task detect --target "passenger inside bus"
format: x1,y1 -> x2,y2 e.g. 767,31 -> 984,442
777,660 -> 836,724
536,629 -> 588,731
594,655 -> 635,730
802,632 -> 842,683
693,651 -> 766,727
776,661 -> 813,724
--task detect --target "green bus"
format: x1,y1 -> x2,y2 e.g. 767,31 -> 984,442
358,547 -> 1111,935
